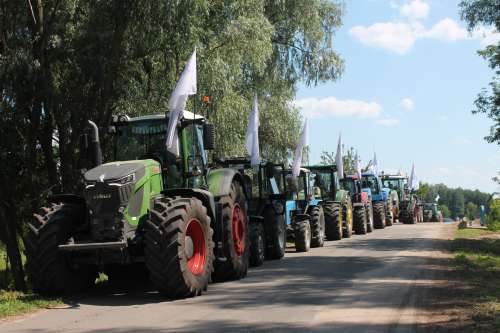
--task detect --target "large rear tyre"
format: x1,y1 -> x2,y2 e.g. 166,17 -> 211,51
249,223 -> 265,267
145,196 -> 214,298
373,201 -> 386,229
324,202 -> 343,241
353,206 -> 367,235
26,203 -> 97,296
263,205 -> 286,260
385,203 -> 394,226
294,216 -> 311,252
308,206 -> 325,248
213,180 -> 250,281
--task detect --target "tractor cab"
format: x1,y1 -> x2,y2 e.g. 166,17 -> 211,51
306,164 -> 339,202
361,172 -> 387,202
381,174 -> 408,202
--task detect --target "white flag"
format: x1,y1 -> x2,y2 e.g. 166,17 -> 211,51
355,152 -> 362,178
292,119 -> 308,178
435,194 -> 440,202
245,95 -> 260,167
372,151 -> 378,175
166,50 -> 197,156
408,162 -> 419,190
335,133 -> 344,179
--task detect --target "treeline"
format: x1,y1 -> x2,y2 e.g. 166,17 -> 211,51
417,183 -> 492,219
0,1 -> 345,290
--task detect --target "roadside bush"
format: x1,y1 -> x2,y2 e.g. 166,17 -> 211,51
486,199 -> 500,231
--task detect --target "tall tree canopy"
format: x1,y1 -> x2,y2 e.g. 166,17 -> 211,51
459,0 -> 500,144
0,0 -> 345,290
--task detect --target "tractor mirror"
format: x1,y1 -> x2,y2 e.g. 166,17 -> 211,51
203,123 -> 215,150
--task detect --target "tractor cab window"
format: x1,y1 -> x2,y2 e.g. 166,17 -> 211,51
115,119 -> 167,164
341,178 -> 356,194
362,176 -> 379,193
182,123 -> 206,188
312,171 -> 332,199
383,179 -> 400,190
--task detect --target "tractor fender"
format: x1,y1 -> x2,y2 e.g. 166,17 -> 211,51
161,188 -> 217,223
360,191 -> 368,204
49,194 -> 86,206
207,168 -> 248,200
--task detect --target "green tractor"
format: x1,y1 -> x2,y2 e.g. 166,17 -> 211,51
212,157 -> 287,267
27,112 -> 250,298
423,203 -> 443,222
307,165 -> 353,241
381,173 -> 422,224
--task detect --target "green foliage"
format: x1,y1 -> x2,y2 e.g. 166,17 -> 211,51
319,146 -> 357,175
0,291 -> 62,319
439,204 -> 451,218
487,198 -> 500,231
466,201 -> 479,220
459,0 -> 500,145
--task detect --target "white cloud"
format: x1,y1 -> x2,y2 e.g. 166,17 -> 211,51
424,18 -> 467,41
472,26 -> 500,46
350,22 -> 418,54
294,97 -> 382,119
401,98 -> 414,111
400,0 -> 429,20
377,117 -> 400,126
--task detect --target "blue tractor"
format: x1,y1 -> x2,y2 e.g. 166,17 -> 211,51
283,168 -> 325,252
361,172 -> 393,229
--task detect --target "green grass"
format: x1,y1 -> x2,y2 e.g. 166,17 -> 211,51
452,228 -> 500,332
0,290 -> 62,319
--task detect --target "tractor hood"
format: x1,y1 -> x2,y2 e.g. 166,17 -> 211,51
84,161 -> 146,183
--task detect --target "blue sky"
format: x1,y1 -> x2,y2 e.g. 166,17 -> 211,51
295,0 -> 500,193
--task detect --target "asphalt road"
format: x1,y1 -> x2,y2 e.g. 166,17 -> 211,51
2,222 -> 456,333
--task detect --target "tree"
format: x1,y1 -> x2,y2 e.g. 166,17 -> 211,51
486,198 -> 500,230
459,1 -> 500,144
439,204 -> 451,218
320,146 -> 358,175
465,201 -> 479,220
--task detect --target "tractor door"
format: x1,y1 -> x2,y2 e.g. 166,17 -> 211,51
181,123 -> 207,188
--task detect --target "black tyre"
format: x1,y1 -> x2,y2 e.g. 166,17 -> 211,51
385,203 -> 394,226
145,196 -> 214,298
249,222 -> 265,267
353,206 -> 367,235
26,203 -> 97,295
373,201 -> 386,229
400,202 -> 410,224
263,205 -> 286,260
324,202 -> 343,241
308,206 -> 325,248
294,216 -> 311,252
366,204 -> 374,232
342,202 -> 353,238
213,180 -> 250,281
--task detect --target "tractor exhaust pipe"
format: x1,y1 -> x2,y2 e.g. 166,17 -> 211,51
88,120 -> 103,167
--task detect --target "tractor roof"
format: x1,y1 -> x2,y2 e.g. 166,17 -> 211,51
114,111 -> 204,124
306,164 -> 338,172
344,174 -> 359,180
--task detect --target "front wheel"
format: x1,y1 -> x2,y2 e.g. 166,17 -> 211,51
145,196 -> 214,298
294,215 -> 311,252
373,202 -> 386,229
263,205 -> 286,260
353,206 -> 367,235
324,202 -> 343,241
308,206 -> 325,248
249,223 -> 265,267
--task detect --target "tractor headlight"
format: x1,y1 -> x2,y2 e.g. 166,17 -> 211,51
116,173 -> 135,185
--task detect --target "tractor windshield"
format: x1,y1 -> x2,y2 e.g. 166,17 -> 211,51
383,179 -> 403,190
311,170 -> 333,198
340,178 -> 356,194
362,175 -> 379,193
115,119 -> 167,163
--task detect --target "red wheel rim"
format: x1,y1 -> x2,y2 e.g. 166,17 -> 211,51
185,218 -> 206,275
231,203 -> 245,256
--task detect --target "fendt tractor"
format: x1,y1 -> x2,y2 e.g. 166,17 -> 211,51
284,168 -> 326,252
361,172 -> 391,229
381,174 -> 422,224
213,157 -> 287,267
307,165 -> 353,241
27,112 -> 250,298
423,203 -> 443,222
340,174 -> 374,234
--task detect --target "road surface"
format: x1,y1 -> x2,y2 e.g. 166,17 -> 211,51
2,222 -> 456,333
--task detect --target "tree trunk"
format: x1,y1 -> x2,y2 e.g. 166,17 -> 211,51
0,207 -> 26,291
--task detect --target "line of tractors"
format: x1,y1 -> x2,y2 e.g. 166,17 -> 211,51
26,111 -> 436,299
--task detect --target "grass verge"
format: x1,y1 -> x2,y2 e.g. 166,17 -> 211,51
452,228 -> 500,332
0,290 -> 62,319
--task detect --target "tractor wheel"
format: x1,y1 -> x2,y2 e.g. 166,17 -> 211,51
26,203 -> 97,295
308,206 -> 325,248
263,205 -> 286,260
249,223 -> 265,267
385,203 -> 393,227
353,206 -> 367,235
294,216 -> 311,252
366,204 -> 374,233
400,203 -> 409,224
145,196 -> 214,298
213,180 -> 250,281
342,202 -> 353,238
324,202 -> 343,241
373,202 -> 386,229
